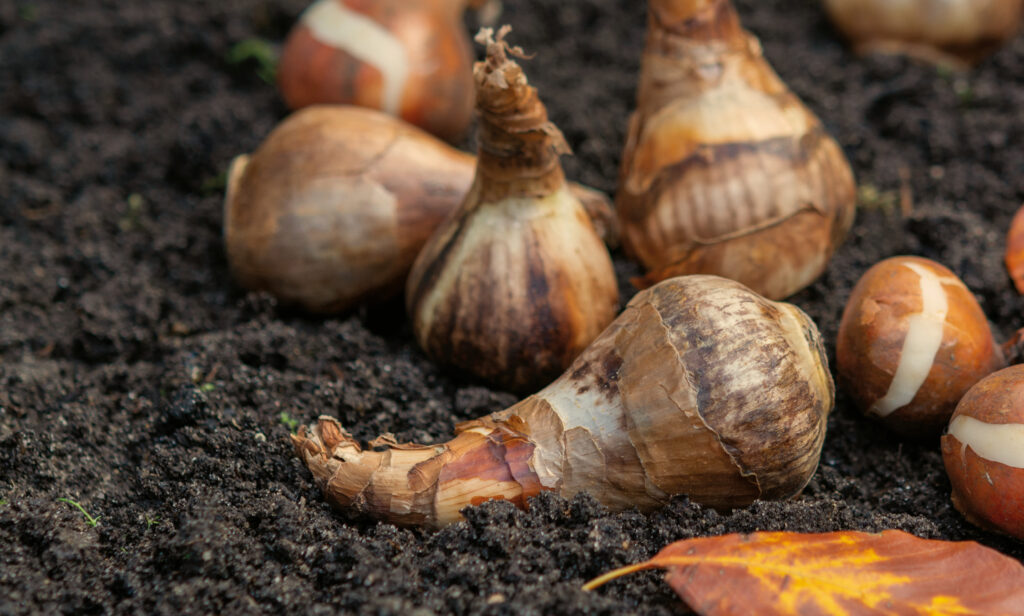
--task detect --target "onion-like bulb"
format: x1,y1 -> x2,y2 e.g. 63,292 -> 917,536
617,0 -> 856,300
405,27 -> 619,393
293,275 -> 835,528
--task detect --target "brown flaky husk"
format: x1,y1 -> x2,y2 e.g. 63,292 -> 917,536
294,275 -> 835,528
822,0 -> 1024,68
617,0 -> 856,300
223,105 -> 618,314
405,27 -> 619,393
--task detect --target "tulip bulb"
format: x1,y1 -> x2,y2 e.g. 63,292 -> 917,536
405,27 -> 618,393
617,0 -> 856,300
223,105 -> 617,314
942,365 -> 1024,540
278,0 -> 489,140
294,275 -> 835,528
823,0 -> 1024,67
837,256 -> 1005,437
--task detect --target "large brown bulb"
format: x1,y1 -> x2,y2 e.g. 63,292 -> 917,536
224,105 -> 470,314
278,0 -> 483,141
837,256 -> 1005,438
405,28 -> 619,394
617,0 -> 856,300
823,0 -> 1024,67
294,275 -> 835,528
223,105 -> 616,314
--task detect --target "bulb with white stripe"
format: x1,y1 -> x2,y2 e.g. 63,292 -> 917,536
278,0 -> 488,141
837,256 -> 1005,437
942,364 -> 1024,539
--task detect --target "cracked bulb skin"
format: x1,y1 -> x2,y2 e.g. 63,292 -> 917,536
822,0 -> 1024,68
294,275 -> 835,528
837,256 -> 1005,438
278,0 -> 481,141
616,0 -> 856,300
405,28 -> 618,394
941,366 -> 1024,540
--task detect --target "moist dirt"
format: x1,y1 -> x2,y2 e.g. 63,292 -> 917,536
1,0 -> 1023,614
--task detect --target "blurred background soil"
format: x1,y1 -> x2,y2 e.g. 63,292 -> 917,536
1,0 -> 1023,613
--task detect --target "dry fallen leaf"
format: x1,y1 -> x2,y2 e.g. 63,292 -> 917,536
1006,203 -> 1024,294
584,530 -> 1024,615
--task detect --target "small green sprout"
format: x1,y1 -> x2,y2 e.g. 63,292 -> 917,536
0,499 -> 8,507
856,183 -> 898,214
145,515 -> 160,528
226,38 -> 278,84
58,498 -> 100,527
199,382 -> 216,393
279,412 -> 300,434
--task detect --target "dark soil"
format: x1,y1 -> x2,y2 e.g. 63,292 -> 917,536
2,0 -> 1023,614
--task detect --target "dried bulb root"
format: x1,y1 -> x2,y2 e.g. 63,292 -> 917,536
277,0 -> 482,140
223,105 -> 618,314
295,275 -> 834,528
617,0 -> 856,300
405,27 -> 619,393
823,0 -> 1024,68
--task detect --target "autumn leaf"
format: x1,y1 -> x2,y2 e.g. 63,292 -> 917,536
1006,203 -> 1024,294
584,530 -> 1024,615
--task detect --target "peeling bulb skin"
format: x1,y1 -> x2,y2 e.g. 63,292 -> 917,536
823,0 -> 1024,68
837,256 -> 1005,438
405,27 -> 619,393
223,105 -> 618,314
941,365 -> 1024,539
278,0 -> 483,141
616,0 -> 856,300
294,275 -> 835,528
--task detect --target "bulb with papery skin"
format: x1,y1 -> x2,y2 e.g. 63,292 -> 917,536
836,256 -> 1005,438
616,0 -> 856,300
942,365 -> 1024,539
278,0 -> 482,141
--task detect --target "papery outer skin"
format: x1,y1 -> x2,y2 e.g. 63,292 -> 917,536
224,106 -> 471,313
405,29 -> 619,394
223,105 -> 617,314
1006,204 -> 1024,294
277,0 -> 477,141
823,0 -> 1024,66
616,0 -> 856,300
942,365 -> 1024,539
294,275 -> 834,528
836,256 -> 1005,438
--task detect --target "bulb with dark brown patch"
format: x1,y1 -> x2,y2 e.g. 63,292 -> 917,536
616,0 -> 856,300
405,27 -> 618,393
294,275 -> 835,528
278,0 -> 493,141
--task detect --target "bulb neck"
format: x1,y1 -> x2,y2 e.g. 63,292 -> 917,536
472,28 -> 570,201
649,0 -> 745,44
